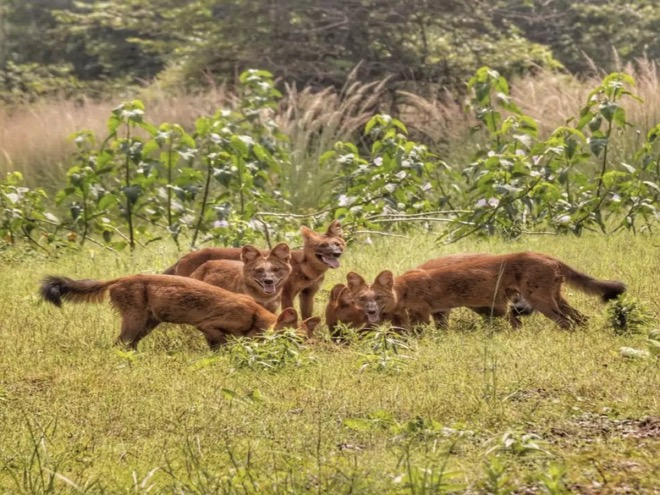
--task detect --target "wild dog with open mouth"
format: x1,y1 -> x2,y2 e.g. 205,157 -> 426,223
162,220 -> 346,319
324,283 -> 369,338
346,271 -> 409,330
417,253 -> 534,328
348,252 -> 626,330
189,243 -> 292,312
39,274 -> 320,349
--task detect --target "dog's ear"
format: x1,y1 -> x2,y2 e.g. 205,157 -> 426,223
374,270 -> 394,290
326,220 -> 344,239
275,307 -> 298,329
346,272 -> 367,292
300,316 -> 321,339
241,245 -> 261,263
270,243 -> 291,262
329,283 -> 346,302
300,226 -> 315,242
338,286 -> 355,306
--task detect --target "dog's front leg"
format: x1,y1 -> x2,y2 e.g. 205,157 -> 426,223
299,285 -> 319,320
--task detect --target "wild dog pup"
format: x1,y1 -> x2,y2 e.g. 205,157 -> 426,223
163,220 -> 346,319
39,274 -> 320,349
346,271 -> 409,329
386,252 -> 624,329
324,283 -> 369,338
417,253 -> 534,327
188,243 -> 292,312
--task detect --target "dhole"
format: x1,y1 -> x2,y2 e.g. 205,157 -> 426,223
324,283 -> 369,338
346,271 -> 409,329
163,220 -> 346,318
417,253 -> 534,327
348,252 -> 626,330
39,274 -> 320,349
188,243 -> 292,312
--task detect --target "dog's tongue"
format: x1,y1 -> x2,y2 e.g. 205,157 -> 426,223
263,285 -> 276,294
367,312 -> 379,323
322,255 -> 340,268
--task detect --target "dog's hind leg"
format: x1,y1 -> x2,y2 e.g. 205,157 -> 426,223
523,293 -> 575,329
558,297 -> 588,326
116,313 -> 160,349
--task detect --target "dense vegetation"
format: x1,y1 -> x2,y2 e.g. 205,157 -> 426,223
0,67 -> 658,253
1,0 -> 659,102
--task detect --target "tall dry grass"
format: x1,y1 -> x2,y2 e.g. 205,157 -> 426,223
276,69 -> 389,210
0,87 -> 233,187
399,57 -> 659,168
1,60 -> 657,195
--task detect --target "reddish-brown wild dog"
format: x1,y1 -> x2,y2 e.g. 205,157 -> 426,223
348,252 -> 626,330
163,220 -> 346,318
416,253 -> 534,327
324,283 -> 369,337
189,243 -> 292,312
39,274 -> 320,349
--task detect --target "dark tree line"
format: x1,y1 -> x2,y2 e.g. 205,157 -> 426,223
0,0 -> 658,101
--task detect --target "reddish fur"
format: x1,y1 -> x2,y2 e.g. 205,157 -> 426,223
348,252 -> 625,330
417,253 -> 533,327
163,221 -> 345,319
39,274 -> 320,349
189,243 -> 292,312
324,283 -> 368,337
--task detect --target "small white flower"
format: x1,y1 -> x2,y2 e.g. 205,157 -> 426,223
557,215 -> 571,224
476,198 -> 487,208
373,157 -> 383,166
488,197 -> 500,207
213,220 -> 229,228
338,194 -> 353,207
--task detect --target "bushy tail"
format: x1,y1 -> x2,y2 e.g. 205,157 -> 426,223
558,263 -> 626,302
39,275 -> 114,307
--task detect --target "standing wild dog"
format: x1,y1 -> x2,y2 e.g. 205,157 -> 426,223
39,274 -> 320,349
189,243 -> 292,312
163,220 -> 346,319
349,252 -> 625,330
417,253 -> 534,327
324,283 -> 369,337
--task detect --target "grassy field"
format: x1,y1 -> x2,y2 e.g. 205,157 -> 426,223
0,232 -> 658,494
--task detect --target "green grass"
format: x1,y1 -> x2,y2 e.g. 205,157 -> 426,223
1,232 -> 658,493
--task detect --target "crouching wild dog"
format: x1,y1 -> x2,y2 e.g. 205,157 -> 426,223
417,253 -> 534,327
346,271 -> 410,329
189,243 -> 292,313
39,274 -> 320,349
324,283 -> 369,338
348,252 -> 626,330
163,220 -> 346,319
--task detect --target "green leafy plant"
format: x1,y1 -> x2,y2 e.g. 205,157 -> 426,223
607,295 -> 653,335
357,325 -> 413,373
0,172 -> 57,251
322,114 -> 441,234
226,330 -> 315,371
479,456 -> 515,495
486,431 -> 551,457
538,462 -> 570,495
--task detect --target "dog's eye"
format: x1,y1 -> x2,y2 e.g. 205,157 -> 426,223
255,268 -> 265,274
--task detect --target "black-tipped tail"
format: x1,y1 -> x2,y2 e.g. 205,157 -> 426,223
39,275 -> 111,307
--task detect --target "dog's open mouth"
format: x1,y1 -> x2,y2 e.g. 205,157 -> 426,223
317,252 -> 342,268
258,280 -> 278,294
366,310 -> 379,323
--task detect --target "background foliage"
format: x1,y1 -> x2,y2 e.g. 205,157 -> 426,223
1,0 -> 659,100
